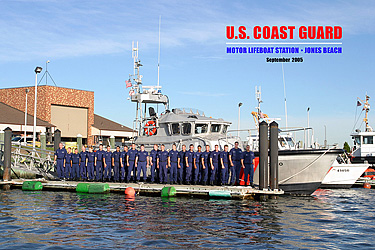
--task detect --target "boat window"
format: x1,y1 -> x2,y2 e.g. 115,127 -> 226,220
182,123 -> 191,135
222,125 -> 228,134
354,137 -> 361,145
171,123 -> 180,135
278,138 -> 287,148
211,124 -> 221,133
363,136 -> 373,144
195,124 -> 208,134
285,137 -> 295,147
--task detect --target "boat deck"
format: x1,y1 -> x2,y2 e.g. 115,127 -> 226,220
0,179 -> 284,200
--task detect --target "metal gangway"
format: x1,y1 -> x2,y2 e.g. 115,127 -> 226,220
1,143 -> 56,180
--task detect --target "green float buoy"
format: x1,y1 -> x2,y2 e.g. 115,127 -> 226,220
88,183 -> 110,194
22,181 -> 43,191
76,183 -> 90,193
161,186 -> 176,197
209,190 -> 231,198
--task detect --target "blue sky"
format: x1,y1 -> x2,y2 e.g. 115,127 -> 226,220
0,0 -> 374,146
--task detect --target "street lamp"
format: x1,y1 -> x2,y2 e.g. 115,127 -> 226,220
24,89 -> 29,145
33,66 -> 43,150
237,102 -> 243,138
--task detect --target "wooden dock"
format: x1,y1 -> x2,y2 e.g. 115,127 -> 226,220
0,179 -> 284,200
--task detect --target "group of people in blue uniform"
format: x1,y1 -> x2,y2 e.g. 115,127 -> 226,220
54,141 -> 255,186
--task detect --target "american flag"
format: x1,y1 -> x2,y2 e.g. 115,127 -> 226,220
129,89 -> 134,96
126,80 -> 132,88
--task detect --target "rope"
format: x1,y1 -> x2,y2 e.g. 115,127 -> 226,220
279,147 -> 334,184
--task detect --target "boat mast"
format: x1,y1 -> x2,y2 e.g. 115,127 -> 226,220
157,15 -> 161,87
131,41 -> 143,136
363,95 -> 371,132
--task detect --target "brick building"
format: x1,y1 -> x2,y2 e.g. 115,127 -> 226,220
0,85 -> 97,145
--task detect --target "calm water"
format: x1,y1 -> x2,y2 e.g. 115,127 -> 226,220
0,188 -> 374,249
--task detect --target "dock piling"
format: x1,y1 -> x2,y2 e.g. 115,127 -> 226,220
54,129 -> 61,151
77,134 -> 82,152
3,127 -> 12,182
269,121 -> 279,190
41,132 -> 46,158
259,121 -> 268,190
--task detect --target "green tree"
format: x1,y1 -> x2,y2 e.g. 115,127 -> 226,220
343,142 -> 351,153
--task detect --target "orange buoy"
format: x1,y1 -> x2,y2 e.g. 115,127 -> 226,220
364,183 -> 372,189
125,187 -> 136,196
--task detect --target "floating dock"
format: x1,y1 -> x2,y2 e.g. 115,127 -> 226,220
0,179 -> 284,200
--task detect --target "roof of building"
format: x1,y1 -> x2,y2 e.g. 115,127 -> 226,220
93,114 -> 133,132
0,102 -> 55,127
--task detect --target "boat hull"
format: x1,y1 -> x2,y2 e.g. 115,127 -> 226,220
320,161 -> 369,189
253,149 -> 342,195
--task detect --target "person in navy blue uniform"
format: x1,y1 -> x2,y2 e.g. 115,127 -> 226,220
136,144 -> 148,182
149,144 -> 159,183
64,147 -> 73,180
157,144 -> 169,184
229,141 -> 243,185
201,145 -> 211,185
209,145 -> 220,186
95,144 -> 105,181
104,145 -> 112,182
112,146 -> 121,182
126,143 -> 138,182
168,143 -> 179,184
177,144 -> 186,185
54,142 -> 67,179
120,145 -> 128,182
79,146 -> 87,180
220,145 -> 230,185
71,148 -> 80,180
193,145 -> 202,185
185,144 -> 195,185
87,147 -> 95,181
241,145 -> 255,187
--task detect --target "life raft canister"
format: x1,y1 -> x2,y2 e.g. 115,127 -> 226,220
144,120 -> 157,136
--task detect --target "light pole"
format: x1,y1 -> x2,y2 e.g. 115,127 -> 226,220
324,125 -> 327,148
24,89 -> 29,145
307,107 -> 310,148
237,102 -> 243,138
33,66 -> 43,150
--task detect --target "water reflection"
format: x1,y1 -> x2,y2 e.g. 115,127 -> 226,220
0,188 -> 374,249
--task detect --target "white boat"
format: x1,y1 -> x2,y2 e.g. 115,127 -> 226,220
127,42 -> 238,150
244,89 -> 342,195
350,95 -> 375,164
320,159 -> 369,188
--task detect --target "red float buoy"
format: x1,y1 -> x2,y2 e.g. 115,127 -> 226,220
125,187 -> 136,196
364,183 -> 371,189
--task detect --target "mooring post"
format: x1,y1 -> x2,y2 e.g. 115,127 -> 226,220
77,134 -> 82,152
259,121 -> 268,190
269,121 -> 279,190
110,135 -> 115,149
54,129 -> 61,151
3,127 -> 12,182
40,132 -> 46,159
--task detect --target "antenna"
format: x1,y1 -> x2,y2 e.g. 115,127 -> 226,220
38,60 -> 57,86
255,86 -> 262,119
281,61 -> 288,128
157,15 -> 161,87
46,60 -> 49,85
